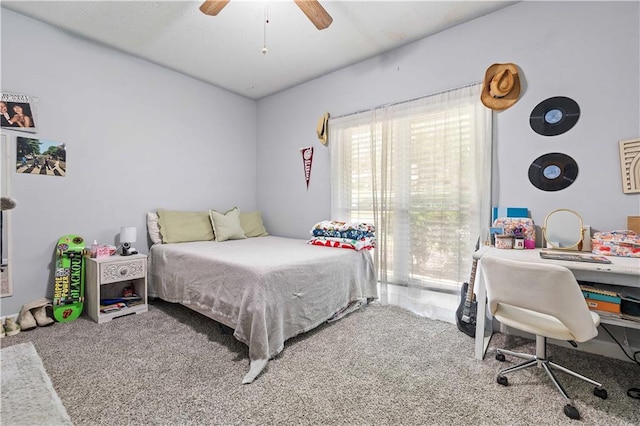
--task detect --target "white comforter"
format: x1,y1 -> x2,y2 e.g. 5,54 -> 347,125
148,236 -> 378,383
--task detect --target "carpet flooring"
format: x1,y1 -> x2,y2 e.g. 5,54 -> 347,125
1,301 -> 639,425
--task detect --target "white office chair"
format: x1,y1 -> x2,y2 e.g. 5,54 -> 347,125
480,256 -> 608,420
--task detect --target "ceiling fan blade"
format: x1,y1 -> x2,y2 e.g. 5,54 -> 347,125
293,0 -> 333,30
199,0 -> 230,16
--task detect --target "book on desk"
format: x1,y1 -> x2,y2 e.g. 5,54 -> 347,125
578,280 -> 640,321
540,251 -> 612,264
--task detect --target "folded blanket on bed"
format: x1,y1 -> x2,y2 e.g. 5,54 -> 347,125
308,236 -> 375,251
308,221 -> 376,251
311,220 -> 375,240
311,220 -> 375,236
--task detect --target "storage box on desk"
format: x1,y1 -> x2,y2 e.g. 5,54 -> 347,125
591,230 -> 640,257
493,217 -> 535,249
492,207 -> 528,223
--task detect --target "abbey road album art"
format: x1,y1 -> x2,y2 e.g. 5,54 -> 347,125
16,137 -> 66,177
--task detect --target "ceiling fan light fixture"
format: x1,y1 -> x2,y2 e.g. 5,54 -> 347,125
199,0 -> 333,30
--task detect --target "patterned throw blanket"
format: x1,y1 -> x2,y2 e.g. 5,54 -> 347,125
308,220 -> 376,250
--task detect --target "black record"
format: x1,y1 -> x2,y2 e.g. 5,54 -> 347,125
528,152 -> 578,191
529,96 -> 580,136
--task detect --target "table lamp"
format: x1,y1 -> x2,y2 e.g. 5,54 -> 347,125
120,226 -> 137,256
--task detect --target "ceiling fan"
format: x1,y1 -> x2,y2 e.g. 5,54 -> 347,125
199,0 -> 333,30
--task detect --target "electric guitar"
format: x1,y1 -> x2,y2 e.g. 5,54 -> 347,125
455,239 -> 480,337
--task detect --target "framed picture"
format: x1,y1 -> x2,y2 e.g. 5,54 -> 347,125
1,92 -> 38,134
16,137 -> 66,177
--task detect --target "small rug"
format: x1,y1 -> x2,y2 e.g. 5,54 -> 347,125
1,342 -> 72,425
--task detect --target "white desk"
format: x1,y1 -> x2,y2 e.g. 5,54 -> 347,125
473,247 -> 640,360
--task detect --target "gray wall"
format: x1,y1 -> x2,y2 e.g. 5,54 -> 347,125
256,1 -> 640,239
1,9 -> 257,315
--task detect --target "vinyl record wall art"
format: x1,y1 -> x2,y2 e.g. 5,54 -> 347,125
530,96 -> 580,136
528,152 -> 578,191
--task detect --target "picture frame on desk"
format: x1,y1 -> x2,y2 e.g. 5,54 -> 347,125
489,227 -> 503,246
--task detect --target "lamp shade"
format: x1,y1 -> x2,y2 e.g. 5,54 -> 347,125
120,226 -> 137,244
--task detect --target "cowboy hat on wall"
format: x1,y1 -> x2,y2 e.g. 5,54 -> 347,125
481,63 -> 521,111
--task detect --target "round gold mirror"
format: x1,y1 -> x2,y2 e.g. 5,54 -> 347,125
542,209 -> 585,250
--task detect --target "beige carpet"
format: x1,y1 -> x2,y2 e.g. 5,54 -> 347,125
1,342 -> 72,425
1,301 -> 639,425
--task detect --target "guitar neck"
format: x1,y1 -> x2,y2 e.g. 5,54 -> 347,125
464,259 -> 478,303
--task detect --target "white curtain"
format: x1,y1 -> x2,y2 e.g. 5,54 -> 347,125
329,83 -> 492,322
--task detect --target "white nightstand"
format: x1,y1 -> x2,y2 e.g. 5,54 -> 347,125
85,254 -> 148,324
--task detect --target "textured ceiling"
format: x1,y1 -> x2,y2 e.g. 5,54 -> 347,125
1,1 -> 517,100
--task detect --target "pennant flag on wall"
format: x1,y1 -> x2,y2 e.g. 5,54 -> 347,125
301,146 -> 314,190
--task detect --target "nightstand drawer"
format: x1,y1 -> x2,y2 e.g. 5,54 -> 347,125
100,258 -> 146,284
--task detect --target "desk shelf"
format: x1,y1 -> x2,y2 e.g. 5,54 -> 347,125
599,316 -> 640,330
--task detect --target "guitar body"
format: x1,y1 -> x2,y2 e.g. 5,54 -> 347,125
455,281 -> 477,337
456,238 -> 480,338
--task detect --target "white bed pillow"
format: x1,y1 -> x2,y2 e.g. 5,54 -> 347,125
209,207 -> 247,242
147,212 -> 162,244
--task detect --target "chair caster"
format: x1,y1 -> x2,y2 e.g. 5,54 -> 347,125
594,387 -> 608,399
495,353 -> 506,362
497,375 -> 508,386
563,404 -> 580,420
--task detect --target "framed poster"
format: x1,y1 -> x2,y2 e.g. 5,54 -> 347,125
1,92 -> 38,134
16,137 -> 66,177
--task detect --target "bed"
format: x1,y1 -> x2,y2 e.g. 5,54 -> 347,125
147,235 -> 378,383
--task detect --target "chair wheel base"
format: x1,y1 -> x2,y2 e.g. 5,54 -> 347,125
495,353 -> 506,362
497,375 -> 508,386
594,387 -> 608,399
563,404 -> 580,420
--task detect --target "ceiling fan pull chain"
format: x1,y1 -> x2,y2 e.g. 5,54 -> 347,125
262,3 -> 269,55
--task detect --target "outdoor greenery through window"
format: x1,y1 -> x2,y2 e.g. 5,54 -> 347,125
330,84 -> 491,302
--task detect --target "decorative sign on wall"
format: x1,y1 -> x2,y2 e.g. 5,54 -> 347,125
1,92 -> 38,134
300,146 -> 314,190
619,137 -> 640,194
16,137 -> 66,177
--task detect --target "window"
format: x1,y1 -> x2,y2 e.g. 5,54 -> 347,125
330,84 -> 492,308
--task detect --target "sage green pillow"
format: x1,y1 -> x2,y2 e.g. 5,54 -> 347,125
209,207 -> 247,242
157,209 -> 214,244
240,211 -> 269,237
